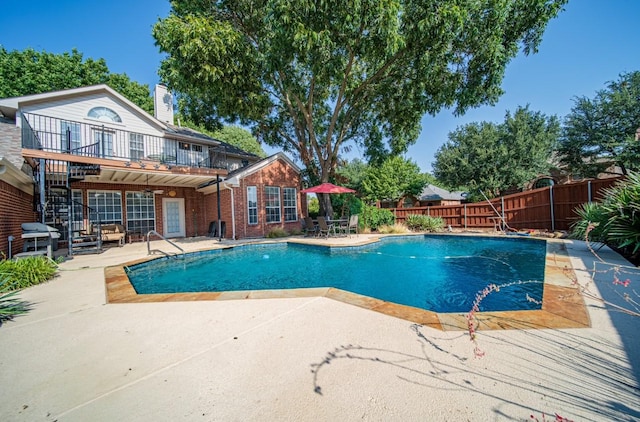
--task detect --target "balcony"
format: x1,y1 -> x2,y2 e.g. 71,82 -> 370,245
21,112 -> 229,170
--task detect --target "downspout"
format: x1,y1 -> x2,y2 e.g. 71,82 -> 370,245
224,184 -> 237,240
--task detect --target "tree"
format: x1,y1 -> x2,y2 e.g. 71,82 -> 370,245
361,156 -> 428,204
153,0 -> 566,215
433,106 -> 560,199
0,47 -> 153,114
558,71 -> 640,178
211,126 -> 266,158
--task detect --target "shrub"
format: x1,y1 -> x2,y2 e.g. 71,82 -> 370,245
360,205 -> 395,231
377,223 -> 410,234
0,275 -> 31,325
571,172 -> 640,263
266,227 -> 289,238
0,256 -> 58,290
570,202 -> 608,243
405,214 -> 445,232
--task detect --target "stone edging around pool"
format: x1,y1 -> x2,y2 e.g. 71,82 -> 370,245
104,236 -> 590,332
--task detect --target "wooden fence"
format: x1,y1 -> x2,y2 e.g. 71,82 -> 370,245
390,177 -> 622,232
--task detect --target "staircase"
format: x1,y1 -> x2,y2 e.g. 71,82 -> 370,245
34,159 -> 103,255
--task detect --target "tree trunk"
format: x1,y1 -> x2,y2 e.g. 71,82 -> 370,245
318,193 -> 334,218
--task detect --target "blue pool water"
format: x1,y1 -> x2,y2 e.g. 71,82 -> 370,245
127,235 -> 546,313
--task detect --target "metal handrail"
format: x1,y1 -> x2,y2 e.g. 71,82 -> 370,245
146,230 -> 185,259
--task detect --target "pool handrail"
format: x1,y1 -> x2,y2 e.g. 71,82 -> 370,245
146,230 -> 185,259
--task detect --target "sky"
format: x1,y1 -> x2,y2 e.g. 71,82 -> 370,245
2,1 -> 639,173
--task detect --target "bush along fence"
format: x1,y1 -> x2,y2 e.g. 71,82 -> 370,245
390,177 -> 623,232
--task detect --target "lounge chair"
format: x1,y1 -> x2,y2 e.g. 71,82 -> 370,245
303,217 -> 318,237
316,216 -> 335,238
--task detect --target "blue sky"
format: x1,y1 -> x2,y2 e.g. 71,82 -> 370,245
2,1 -> 639,172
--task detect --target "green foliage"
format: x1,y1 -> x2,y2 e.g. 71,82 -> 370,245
331,195 -> 363,219
571,172 -> 640,259
570,202 -> 608,243
361,156 -> 429,203
0,256 -> 58,290
211,126 -> 266,158
154,0 -> 565,216
307,196 -> 320,218
361,205 -> 395,231
0,275 -> 31,325
335,159 -> 369,193
559,71 -> 640,177
599,172 -> 640,254
266,227 -> 289,238
433,106 -> 560,198
404,214 -> 445,232
0,47 -> 154,113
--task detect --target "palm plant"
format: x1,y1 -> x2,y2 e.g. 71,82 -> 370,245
0,274 -> 31,325
599,171 -> 640,255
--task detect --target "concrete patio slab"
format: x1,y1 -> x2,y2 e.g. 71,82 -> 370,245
0,235 -> 638,421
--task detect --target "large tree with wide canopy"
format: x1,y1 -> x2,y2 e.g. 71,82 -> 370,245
154,0 -> 566,215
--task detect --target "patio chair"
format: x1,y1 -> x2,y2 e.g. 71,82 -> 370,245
344,214 -> 358,237
316,216 -> 335,238
303,216 -> 318,237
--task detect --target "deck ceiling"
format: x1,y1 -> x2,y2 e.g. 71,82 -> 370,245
86,167 -> 219,188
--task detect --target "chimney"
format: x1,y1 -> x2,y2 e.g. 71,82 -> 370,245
154,84 -> 174,125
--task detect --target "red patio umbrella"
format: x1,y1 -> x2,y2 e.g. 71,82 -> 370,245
300,182 -> 356,194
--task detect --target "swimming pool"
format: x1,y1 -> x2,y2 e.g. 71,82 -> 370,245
126,235 -> 546,313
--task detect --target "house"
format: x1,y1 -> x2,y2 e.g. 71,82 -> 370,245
0,84 -> 303,256
379,184 -> 466,208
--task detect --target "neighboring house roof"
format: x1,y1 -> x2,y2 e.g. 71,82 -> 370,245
197,152 -> 300,194
419,184 -> 466,202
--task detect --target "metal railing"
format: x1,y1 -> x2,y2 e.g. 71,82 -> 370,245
21,112 -> 229,170
146,230 -> 185,259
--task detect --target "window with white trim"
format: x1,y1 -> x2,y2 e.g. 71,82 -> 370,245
88,190 -> 122,224
283,188 -> 297,222
126,192 -> 156,234
60,121 -> 81,151
129,133 -> 144,161
264,186 -> 281,223
247,186 -> 258,225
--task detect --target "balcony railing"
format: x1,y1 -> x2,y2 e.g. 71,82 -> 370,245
21,112 -> 229,170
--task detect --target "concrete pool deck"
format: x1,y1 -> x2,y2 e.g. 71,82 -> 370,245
0,234 -> 638,421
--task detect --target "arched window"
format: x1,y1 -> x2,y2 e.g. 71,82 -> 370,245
87,106 -> 122,123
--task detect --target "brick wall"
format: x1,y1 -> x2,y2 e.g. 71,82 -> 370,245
0,180 -> 38,258
239,158 -> 303,238
71,181 -> 208,238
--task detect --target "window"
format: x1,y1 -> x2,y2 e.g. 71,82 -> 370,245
60,121 -> 81,151
93,129 -> 114,157
70,190 -> 84,232
87,106 -> 122,123
126,192 -> 156,234
247,186 -> 258,225
283,188 -> 297,222
264,186 -> 281,223
88,190 -> 122,224
129,133 -> 144,160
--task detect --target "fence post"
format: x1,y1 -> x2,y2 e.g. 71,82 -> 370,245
501,196 -> 505,226
549,185 -> 555,232
464,204 -> 467,229
588,180 -> 592,203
